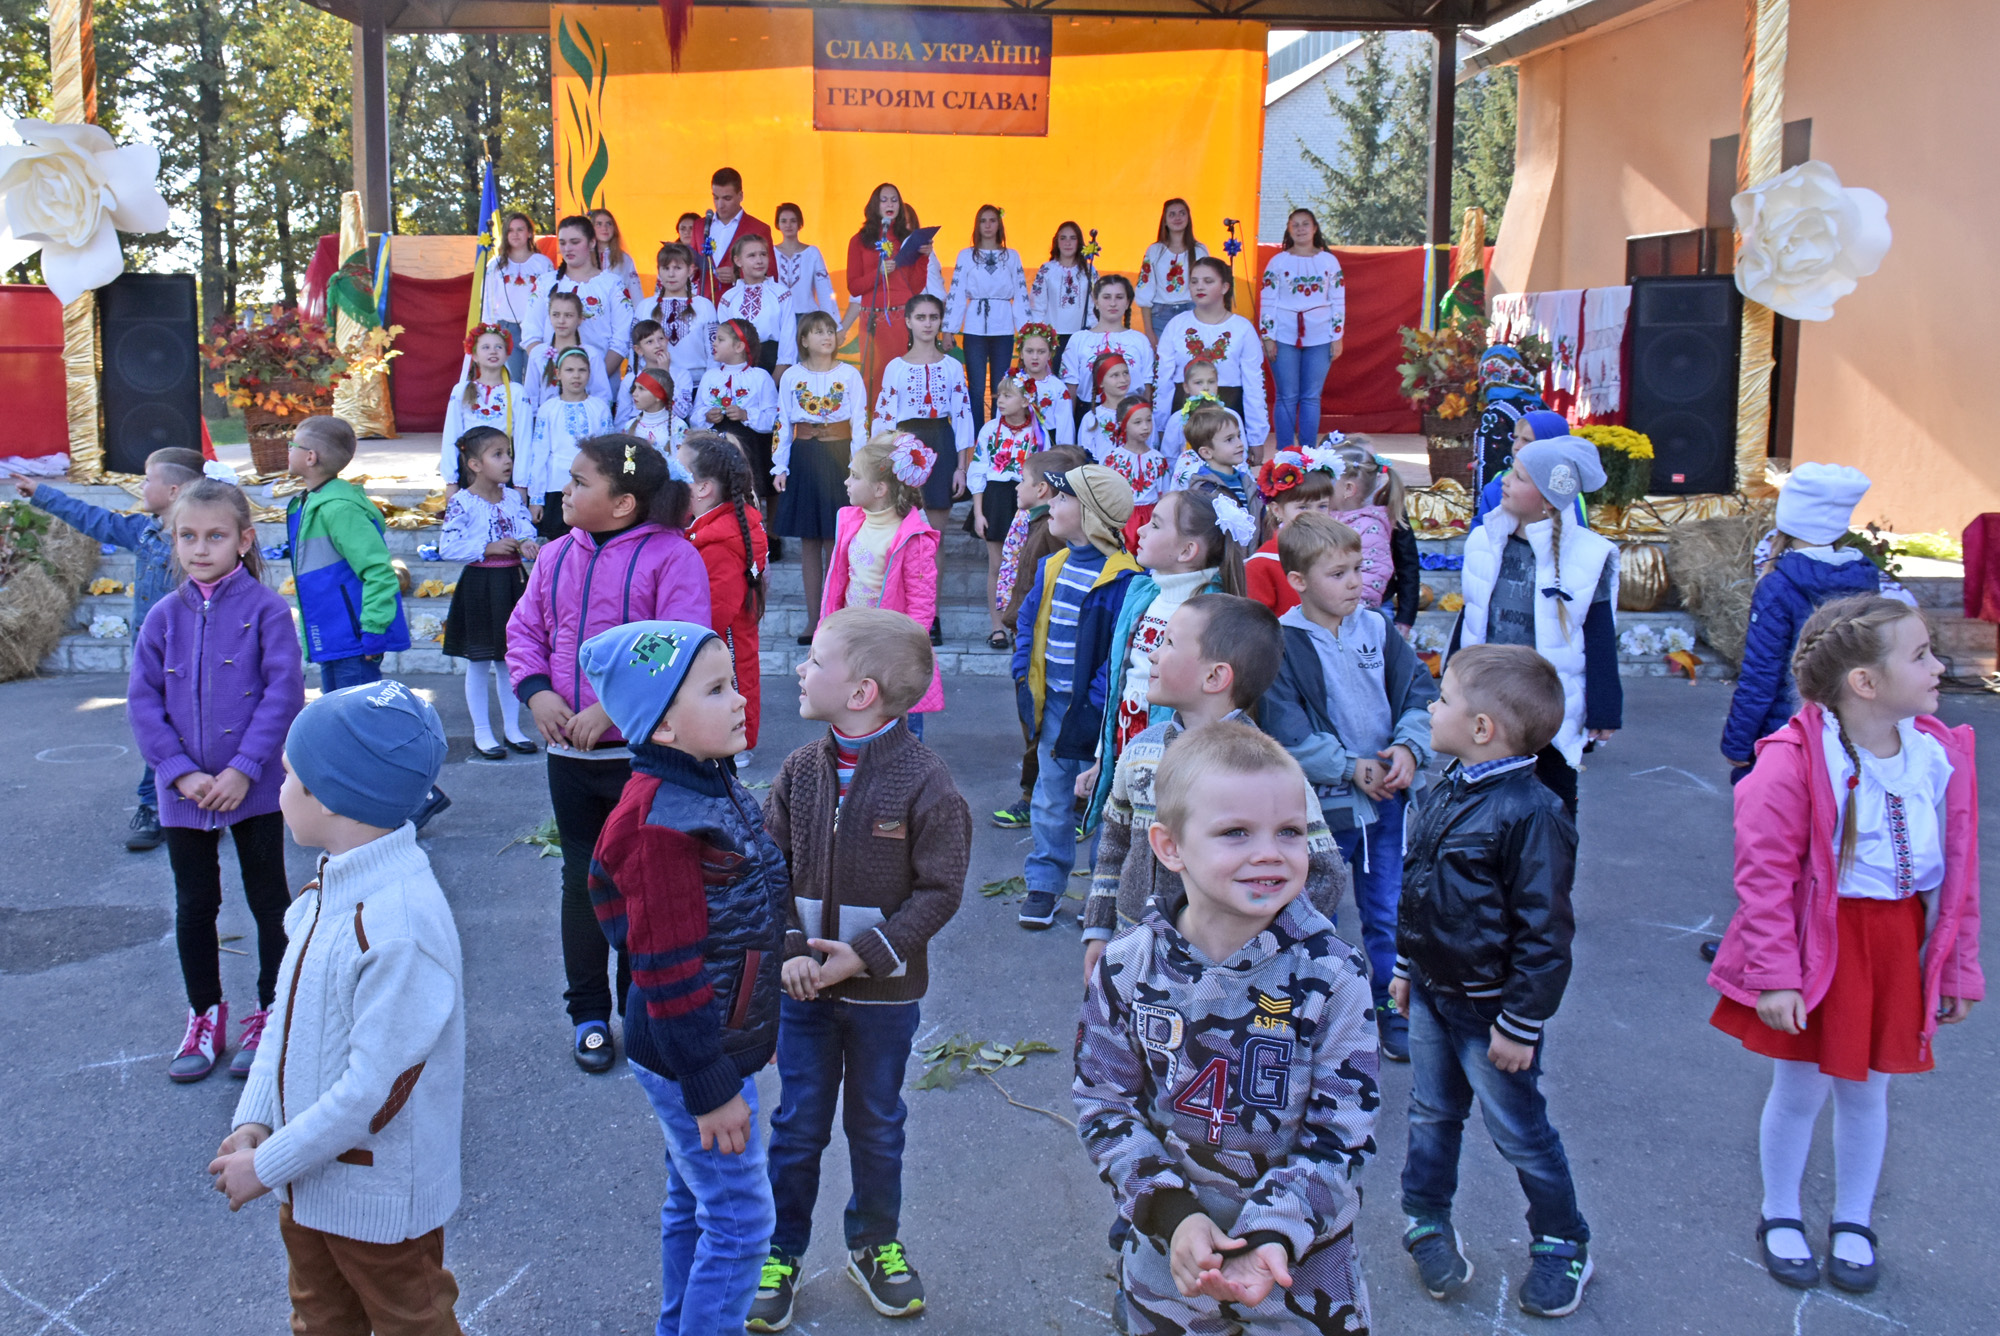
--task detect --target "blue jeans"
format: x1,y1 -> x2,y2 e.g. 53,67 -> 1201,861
498,318 -> 527,382
1025,690 -> 1088,895
962,332 -> 1013,435
767,996 -> 922,1256
1270,341 -> 1334,451
1332,791 -> 1406,1006
631,1063 -> 776,1336
1147,301 -> 1192,341
138,764 -> 156,808
906,711 -> 925,741
1399,981 -> 1588,1242
318,654 -> 383,692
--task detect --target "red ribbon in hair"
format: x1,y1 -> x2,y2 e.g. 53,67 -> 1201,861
720,317 -> 760,361
464,322 -> 513,357
634,371 -> 672,407
1091,350 -> 1129,398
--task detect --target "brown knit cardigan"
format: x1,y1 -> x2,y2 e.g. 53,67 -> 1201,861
764,720 -> 972,1002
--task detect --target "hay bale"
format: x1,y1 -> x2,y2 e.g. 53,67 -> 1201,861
1666,515 -> 1764,669
0,510 -> 105,683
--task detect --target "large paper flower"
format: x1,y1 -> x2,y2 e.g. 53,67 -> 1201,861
0,119 -> 170,304
1731,160 -> 1891,322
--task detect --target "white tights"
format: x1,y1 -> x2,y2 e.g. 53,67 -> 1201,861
1759,1059 -> 1891,1263
462,659 -> 526,750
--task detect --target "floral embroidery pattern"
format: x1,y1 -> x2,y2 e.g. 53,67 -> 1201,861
739,283 -> 764,319
1163,257 -> 1187,294
1183,327 -> 1232,362
705,377 -> 751,414
795,381 -> 846,417
1886,793 -> 1915,896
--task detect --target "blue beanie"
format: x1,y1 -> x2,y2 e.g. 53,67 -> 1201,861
1522,409 -> 1570,441
579,621 -> 719,747
286,679 -> 446,829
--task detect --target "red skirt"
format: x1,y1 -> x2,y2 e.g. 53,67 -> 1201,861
1711,894 -> 1933,1081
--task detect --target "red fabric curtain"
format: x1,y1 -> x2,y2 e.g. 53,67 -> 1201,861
0,284 -> 68,458
387,272 -> 473,433
301,234 -> 340,322
1319,246 -> 1425,434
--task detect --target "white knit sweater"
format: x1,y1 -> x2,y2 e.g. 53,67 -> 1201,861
233,824 -> 465,1245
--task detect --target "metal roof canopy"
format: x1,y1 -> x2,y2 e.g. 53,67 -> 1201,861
303,0 -> 1537,34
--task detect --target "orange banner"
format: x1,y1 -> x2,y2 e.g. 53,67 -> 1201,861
813,9 -> 1050,135
813,72 -> 1047,135
552,5 -> 1262,297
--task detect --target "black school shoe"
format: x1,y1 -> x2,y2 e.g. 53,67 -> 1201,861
1018,890 -> 1058,929
1519,1236 -> 1593,1318
745,1250 -> 801,1332
1827,1222 -> 1879,1294
573,1021 -> 615,1074
474,742 -> 508,761
1757,1218 -> 1820,1289
1404,1219 -> 1473,1299
847,1241 -> 925,1317
126,804 -> 164,851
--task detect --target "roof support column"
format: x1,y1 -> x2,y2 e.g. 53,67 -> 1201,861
1423,23 -> 1456,328
351,0 -> 392,233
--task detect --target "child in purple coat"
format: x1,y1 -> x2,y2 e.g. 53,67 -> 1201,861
128,479 -> 305,1084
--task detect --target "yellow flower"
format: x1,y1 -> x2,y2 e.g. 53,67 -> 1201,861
87,577 -> 125,595
1438,593 -> 1465,613
280,577 -> 296,595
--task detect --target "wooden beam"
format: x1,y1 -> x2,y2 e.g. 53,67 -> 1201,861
1423,22 -> 1456,326
352,0 -> 392,234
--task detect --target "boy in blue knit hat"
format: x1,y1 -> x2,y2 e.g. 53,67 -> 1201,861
208,679 -> 469,1335
580,620 -> 788,1334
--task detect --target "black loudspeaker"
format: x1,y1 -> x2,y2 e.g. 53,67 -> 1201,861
1626,275 -> 1741,495
98,272 -> 201,474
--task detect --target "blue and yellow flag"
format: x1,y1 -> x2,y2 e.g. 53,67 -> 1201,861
466,159 -> 502,334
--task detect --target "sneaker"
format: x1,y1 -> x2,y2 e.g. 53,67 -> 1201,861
1018,890 -> 1058,929
990,799 -> 1030,829
169,1003 -> 228,1083
1519,1237 -> 1593,1318
745,1250 -> 801,1332
126,804 -> 164,851
1403,1219 -> 1473,1299
573,1020 -> 615,1074
1377,1005 -> 1410,1062
229,1008 -> 268,1079
846,1241 -> 924,1318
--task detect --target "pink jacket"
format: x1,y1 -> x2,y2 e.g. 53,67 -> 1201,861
505,522 -> 712,744
1329,503 -> 1393,608
822,505 -> 944,713
1708,702 -> 1983,1058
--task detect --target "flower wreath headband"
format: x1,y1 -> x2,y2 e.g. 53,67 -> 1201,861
465,322 -> 514,357
1255,440 -> 1342,501
1012,321 -> 1058,370
889,433 -> 936,487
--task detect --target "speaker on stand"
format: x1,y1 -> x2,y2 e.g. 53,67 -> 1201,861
1625,275 -> 1741,495
97,272 -> 201,475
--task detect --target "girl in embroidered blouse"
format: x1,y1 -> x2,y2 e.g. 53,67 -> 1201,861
1136,197 -> 1208,341
1259,208 -> 1347,451
1029,221 -> 1091,358
944,203 -> 1029,437
525,290 -> 611,411
871,292 -> 973,643
1062,274 -> 1154,431
483,212 -> 552,380
642,241 -> 717,400
966,376 -> 1043,648
773,201 -> 839,319
526,215 -> 631,384
1709,595 -> 1981,1296
1150,255 -> 1269,461
716,231 -> 798,378
442,324 -> 532,495
440,426 -> 540,759
1013,323 -> 1075,446
696,318 -> 781,525
589,207 -> 643,307
775,310 -> 870,644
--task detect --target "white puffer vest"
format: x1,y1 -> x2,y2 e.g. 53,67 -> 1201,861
1454,509 -> 1617,768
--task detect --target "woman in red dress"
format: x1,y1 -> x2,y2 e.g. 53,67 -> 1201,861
845,181 -> 942,396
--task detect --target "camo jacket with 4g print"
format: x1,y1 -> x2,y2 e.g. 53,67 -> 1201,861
1073,892 -> 1380,1266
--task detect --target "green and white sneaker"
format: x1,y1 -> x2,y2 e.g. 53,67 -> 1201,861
744,1250 -> 800,1332
990,798 -> 1030,829
847,1241 -> 925,1317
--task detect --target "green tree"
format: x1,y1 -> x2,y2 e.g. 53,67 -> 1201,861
389,32 -> 552,236
1453,65 -> 1517,234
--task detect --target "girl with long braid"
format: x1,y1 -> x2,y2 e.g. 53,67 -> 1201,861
679,431 -> 771,756
1709,594 -> 1981,1295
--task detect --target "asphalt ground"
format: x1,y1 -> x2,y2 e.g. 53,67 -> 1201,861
1,672 -> 1996,1336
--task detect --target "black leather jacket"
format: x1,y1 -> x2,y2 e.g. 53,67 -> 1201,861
1395,758 -> 1577,1047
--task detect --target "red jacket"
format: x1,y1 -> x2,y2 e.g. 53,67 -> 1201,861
691,212 -> 772,302
686,502 -> 770,748
1708,702 -> 1983,1060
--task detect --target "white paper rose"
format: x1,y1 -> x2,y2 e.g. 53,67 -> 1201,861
1731,160 -> 1891,322
0,119 -> 170,305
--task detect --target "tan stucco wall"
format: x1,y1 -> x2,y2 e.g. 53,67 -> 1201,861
1492,0 -> 2000,533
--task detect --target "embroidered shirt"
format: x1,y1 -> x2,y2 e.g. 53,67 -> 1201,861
1016,374 -> 1076,447
774,244 -> 840,318
774,363 -> 870,476
438,377 -> 532,485
525,267 -> 632,364
1029,260 -> 1091,334
523,394 -> 613,496
638,293 -> 718,391
1134,242 -> 1210,308
1257,251 -> 1347,347
694,364 -> 780,435
1102,444 -> 1169,506
871,356 -> 974,460
1822,713 -> 1951,901
944,247 -> 1030,337
524,340 -> 613,412
1062,329 -> 1156,409
1151,312 -> 1269,449
968,416 -> 1042,493
438,488 -> 538,563
717,278 -> 800,364
482,252 -> 555,324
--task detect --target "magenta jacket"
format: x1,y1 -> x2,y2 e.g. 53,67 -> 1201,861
1708,702 -> 1983,1059
822,505 -> 943,714
127,565 -> 306,830
506,522 -> 711,744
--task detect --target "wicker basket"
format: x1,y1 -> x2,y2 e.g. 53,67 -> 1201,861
241,378 -> 324,476
1420,412 -> 1477,492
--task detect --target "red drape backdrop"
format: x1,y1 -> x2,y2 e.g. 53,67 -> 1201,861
386,272 -> 474,433
0,285 -> 69,459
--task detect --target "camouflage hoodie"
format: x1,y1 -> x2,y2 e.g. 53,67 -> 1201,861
1074,892 -> 1380,1266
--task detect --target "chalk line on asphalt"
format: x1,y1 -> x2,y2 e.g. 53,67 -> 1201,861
0,1269 -> 115,1336
459,1261 -> 530,1336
